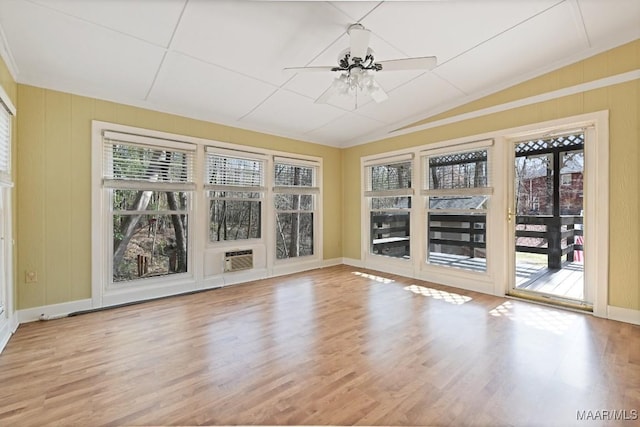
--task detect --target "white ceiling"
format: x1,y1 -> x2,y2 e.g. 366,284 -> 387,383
0,0 -> 638,147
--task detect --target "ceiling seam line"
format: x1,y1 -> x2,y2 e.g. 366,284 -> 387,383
173,50 -> 280,90
568,0 -> 591,48
22,0 -> 168,49
437,0 -> 568,67
144,0 -> 190,100
144,51 -> 169,101
237,88 -> 280,122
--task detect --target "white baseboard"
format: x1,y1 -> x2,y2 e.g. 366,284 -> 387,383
17,299 -> 93,324
607,305 -> 640,325
342,257 -> 364,268
322,258 -> 342,267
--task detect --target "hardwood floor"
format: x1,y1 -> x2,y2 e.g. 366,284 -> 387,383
1,265 -> 638,426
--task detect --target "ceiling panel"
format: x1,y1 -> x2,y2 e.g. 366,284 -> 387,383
433,1 -> 586,95
147,52 -> 278,124
362,0 -> 562,62
329,1 -> 381,22
172,0 -> 349,86
578,0 -> 640,46
305,112 -> 388,146
0,0 -> 165,100
0,0 -> 633,147
31,0 -> 186,47
239,89 -> 347,136
357,72 -> 465,125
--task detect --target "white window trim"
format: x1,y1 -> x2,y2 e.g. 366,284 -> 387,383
92,121 -> 324,307
0,85 -> 15,353
205,147 -> 266,246
361,156 -> 415,276
272,158 -> 323,268
359,111 -> 608,317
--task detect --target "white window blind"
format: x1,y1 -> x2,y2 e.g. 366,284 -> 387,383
103,132 -> 196,190
0,101 -> 12,185
206,148 -> 265,192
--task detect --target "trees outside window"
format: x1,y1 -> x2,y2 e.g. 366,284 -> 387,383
104,136 -> 195,284
274,162 -> 317,259
206,151 -> 265,242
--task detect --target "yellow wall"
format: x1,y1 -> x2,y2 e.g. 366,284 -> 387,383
342,39 -> 640,310
8,39 -> 640,312
16,86 -> 342,309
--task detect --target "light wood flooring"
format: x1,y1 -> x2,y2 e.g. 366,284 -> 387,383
0,265 -> 638,426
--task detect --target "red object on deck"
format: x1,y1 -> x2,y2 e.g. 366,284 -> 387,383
574,235 -> 584,263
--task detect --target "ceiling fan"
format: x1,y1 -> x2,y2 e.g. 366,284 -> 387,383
285,23 -> 437,106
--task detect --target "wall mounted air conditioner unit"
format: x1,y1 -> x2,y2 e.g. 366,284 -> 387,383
224,249 -> 253,272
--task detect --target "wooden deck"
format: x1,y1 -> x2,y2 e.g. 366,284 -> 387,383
515,260 -> 584,300
429,252 -> 585,301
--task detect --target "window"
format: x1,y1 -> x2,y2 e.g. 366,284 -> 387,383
0,99 -> 11,186
274,159 -> 319,260
0,95 -> 14,322
102,132 -> 195,284
365,156 -> 413,259
206,149 -> 265,242
423,145 -> 492,272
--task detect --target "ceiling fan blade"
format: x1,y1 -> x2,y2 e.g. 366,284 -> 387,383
283,66 -> 337,73
349,26 -> 371,60
377,56 -> 437,71
315,83 -> 338,104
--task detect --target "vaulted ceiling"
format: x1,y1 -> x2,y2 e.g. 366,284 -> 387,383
0,0 -> 638,147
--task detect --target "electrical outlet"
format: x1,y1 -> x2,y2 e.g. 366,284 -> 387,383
25,271 -> 38,283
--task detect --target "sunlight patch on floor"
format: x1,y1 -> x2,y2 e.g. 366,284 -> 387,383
489,301 -> 578,335
404,285 -> 472,305
352,271 -> 395,284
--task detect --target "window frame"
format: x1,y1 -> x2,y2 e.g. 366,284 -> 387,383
93,125 -> 198,303
273,157 -> 321,263
0,88 -> 15,340
363,154 -> 415,262
205,147 -> 267,245
422,141 -> 493,273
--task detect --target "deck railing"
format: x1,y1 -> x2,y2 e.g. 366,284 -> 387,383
516,215 -> 583,268
428,214 -> 486,258
371,213 -> 584,268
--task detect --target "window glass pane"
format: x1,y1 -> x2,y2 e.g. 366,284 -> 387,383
427,212 -> 486,272
0,105 -> 10,175
274,194 -> 313,211
210,199 -> 261,241
559,150 -> 584,215
209,191 -> 261,199
371,196 -> 411,210
276,212 -> 313,259
370,161 -> 411,191
428,196 -> 488,210
113,190 -> 189,211
275,164 -> 313,186
207,155 -> 263,187
108,143 -> 191,183
515,154 -> 553,215
428,150 -> 487,189
370,211 -> 410,259
113,213 -> 188,282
